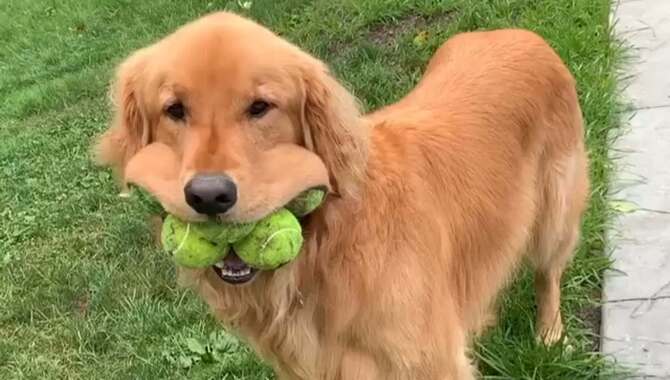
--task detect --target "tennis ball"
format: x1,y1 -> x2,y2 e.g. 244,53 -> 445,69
158,188 -> 323,270
285,188 -> 325,217
197,221 -> 256,244
161,215 -> 229,268
233,209 -> 303,270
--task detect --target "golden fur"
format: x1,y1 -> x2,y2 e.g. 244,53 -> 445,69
94,12 -> 589,380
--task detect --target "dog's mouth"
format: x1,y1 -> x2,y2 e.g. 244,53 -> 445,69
208,194 -> 322,286
212,248 -> 258,285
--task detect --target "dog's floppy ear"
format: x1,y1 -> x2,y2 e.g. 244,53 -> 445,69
299,62 -> 369,198
93,48 -> 152,183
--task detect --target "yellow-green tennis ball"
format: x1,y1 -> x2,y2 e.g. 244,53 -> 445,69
233,209 -> 303,270
196,221 -> 256,245
161,215 -> 229,268
285,189 -> 325,217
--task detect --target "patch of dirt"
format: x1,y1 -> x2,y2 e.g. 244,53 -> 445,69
367,11 -> 455,46
326,11 -> 455,56
73,292 -> 90,318
577,289 -> 602,351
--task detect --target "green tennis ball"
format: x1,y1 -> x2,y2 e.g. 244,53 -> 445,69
285,188 -> 325,217
161,215 -> 229,268
197,221 -> 256,244
233,209 -> 303,270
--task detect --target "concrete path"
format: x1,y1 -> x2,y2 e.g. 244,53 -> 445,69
602,1 -> 670,378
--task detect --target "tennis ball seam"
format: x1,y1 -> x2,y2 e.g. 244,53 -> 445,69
174,223 -> 191,255
260,227 -> 302,250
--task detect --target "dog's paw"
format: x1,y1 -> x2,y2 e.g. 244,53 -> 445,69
536,320 -> 565,346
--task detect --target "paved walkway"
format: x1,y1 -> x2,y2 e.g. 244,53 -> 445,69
602,1 -> 670,378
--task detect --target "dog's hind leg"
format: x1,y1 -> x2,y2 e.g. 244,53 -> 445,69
532,225 -> 579,345
530,150 -> 588,345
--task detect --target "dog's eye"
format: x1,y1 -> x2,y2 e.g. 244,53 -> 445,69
248,100 -> 271,118
165,102 -> 186,121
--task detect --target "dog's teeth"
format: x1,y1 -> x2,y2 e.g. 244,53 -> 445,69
214,261 -> 225,268
220,266 -> 251,278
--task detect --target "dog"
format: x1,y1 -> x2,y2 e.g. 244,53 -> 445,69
94,11 -> 589,380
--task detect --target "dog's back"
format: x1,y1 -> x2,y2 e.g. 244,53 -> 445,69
337,29 -> 589,377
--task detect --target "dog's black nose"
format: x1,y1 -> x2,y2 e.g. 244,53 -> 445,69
184,174 -> 237,215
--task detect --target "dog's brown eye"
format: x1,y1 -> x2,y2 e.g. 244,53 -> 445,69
165,102 -> 186,121
248,100 -> 271,118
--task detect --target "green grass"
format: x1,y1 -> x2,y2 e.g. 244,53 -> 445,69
0,0 -> 623,378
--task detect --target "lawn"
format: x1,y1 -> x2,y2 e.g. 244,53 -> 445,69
0,0 -> 622,379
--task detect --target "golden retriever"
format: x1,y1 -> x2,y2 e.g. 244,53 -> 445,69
94,11 -> 589,380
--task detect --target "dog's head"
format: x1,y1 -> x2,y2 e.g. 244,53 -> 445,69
95,12 -> 368,224
94,12 -> 369,285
